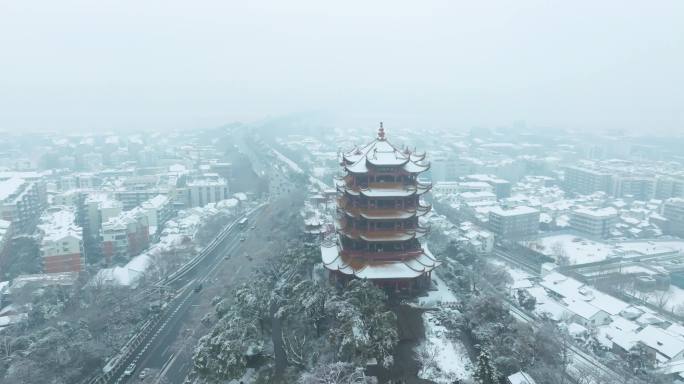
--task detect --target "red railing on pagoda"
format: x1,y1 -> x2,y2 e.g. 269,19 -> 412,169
340,248 -> 424,262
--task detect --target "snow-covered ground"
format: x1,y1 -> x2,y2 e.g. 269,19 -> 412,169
636,285 -> 684,314
416,312 -> 473,383
417,275 -> 458,307
490,259 -> 534,290
525,234 -> 616,264
526,236 -> 684,266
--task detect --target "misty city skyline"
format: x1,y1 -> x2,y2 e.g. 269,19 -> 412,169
1,1 -> 683,134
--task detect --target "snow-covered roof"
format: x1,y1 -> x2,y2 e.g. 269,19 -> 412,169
567,322 -> 588,336
102,206 -> 147,231
573,207 -> 618,218
637,325 -> 684,359
489,205 -> 538,217
0,178 -> 25,201
539,271 -> 629,316
187,176 -> 227,187
321,243 -> 440,280
141,194 -> 169,210
507,371 -> 537,384
37,207 -> 82,242
342,128 -> 429,174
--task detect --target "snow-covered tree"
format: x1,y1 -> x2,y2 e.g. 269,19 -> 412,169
326,280 -> 398,369
297,362 -> 369,384
192,309 -> 264,381
474,349 -> 499,384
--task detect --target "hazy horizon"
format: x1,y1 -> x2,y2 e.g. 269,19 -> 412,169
1,1 -> 683,133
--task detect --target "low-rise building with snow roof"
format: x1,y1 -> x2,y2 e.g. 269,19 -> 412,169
636,325 -> 684,364
458,221 -> 494,255
507,371 -> 537,384
563,297 -> 611,327
37,206 -> 84,273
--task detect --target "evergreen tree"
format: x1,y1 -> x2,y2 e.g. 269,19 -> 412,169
474,348 -> 499,384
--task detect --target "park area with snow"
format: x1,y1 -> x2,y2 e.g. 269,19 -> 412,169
524,234 -> 684,266
416,275 -> 458,308
524,234 -> 616,264
413,275 -> 473,383
415,312 -> 473,383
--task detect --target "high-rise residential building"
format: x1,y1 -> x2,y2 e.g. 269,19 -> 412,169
488,206 -> 540,239
663,198 -> 684,237
140,194 -> 174,238
84,193 -> 123,239
0,176 -> 47,233
101,207 -> 150,263
114,175 -> 163,210
465,174 -> 512,199
430,154 -> 475,182
186,174 -> 229,207
37,207 -> 84,273
0,219 -> 13,275
564,166 -> 612,195
655,176 -> 684,200
321,126 -> 440,293
570,207 -> 618,238
81,153 -> 104,171
611,175 -> 655,201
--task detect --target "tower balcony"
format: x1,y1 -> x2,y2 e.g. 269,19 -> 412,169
337,182 -> 432,197
340,248 -> 425,262
337,225 -> 430,242
337,202 -> 431,220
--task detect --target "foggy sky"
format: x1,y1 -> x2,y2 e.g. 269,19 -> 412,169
1,1 -> 682,134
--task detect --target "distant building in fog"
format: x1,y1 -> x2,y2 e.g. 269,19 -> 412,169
564,166 -> 612,195
186,174 -> 229,207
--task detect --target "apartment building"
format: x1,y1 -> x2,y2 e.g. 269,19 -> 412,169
488,206 -> 540,239
663,198 -> 684,237
37,207 -> 84,273
0,176 -> 47,233
564,166 -> 612,195
101,208 -> 150,263
140,194 -> 174,238
186,174 -> 229,207
570,207 -> 618,238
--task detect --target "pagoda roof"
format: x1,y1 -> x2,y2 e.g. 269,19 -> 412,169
321,242 -> 440,279
342,128 -> 429,174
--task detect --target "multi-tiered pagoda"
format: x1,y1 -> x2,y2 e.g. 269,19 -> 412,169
321,124 -> 440,293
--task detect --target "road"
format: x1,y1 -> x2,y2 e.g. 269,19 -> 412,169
133,133 -> 303,384
103,204 -> 269,384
